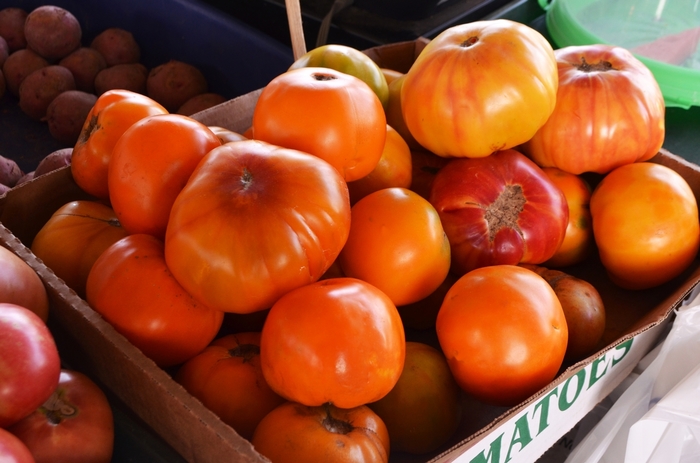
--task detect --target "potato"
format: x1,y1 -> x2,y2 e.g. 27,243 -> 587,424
2,48 -> 49,97
147,60 -> 207,112
0,7 -> 28,52
0,68 -> 5,99
24,5 -> 82,61
0,36 -> 8,68
93,62 -> 148,95
14,171 -> 34,188
0,182 -> 10,196
18,65 -> 76,121
177,92 -> 226,116
59,47 -> 107,93
0,154 -> 23,187
34,148 -> 72,177
46,90 -> 97,146
90,27 -> 140,67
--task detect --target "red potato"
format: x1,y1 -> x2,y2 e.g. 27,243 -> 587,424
14,171 -> 34,188
59,47 -> 107,93
34,148 -> 73,177
0,7 -> 28,52
177,92 -> 226,116
24,5 -> 82,61
90,27 -> 141,67
146,59 -> 207,112
18,65 -> 76,121
0,35 -> 8,67
0,154 -> 23,187
93,62 -> 148,95
46,91 -> 98,146
2,48 -> 49,97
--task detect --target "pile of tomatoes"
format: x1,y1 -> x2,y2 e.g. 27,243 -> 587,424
23,17 -> 700,463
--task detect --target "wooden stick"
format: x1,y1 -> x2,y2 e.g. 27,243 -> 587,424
285,0 -> 307,60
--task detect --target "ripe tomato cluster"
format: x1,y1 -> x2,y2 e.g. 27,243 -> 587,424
24,17 -> 700,463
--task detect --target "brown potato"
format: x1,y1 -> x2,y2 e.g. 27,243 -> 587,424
147,60 -> 207,112
0,154 -> 23,187
2,48 -> 49,97
0,7 -> 28,52
93,62 -> 148,95
90,27 -> 140,67
46,90 -> 97,146
177,92 -> 226,116
24,5 -> 82,61
59,47 -> 107,93
18,65 -> 76,121
35,148 -> 72,177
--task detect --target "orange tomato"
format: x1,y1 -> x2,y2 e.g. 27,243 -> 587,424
252,66 -> 386,182
207,126 -> 247,144
0,245 -> 49,322
71,89 -> 167,199
252,402 -> 390,463
380,67 -> 403,85
338,187 -> 451,306
436,265 -> 568,407
346,125 -> 412,205
385,74 -> 422,151
260,277 -> 405,409
108,114 -> 221,239
31,200 -> 129,298
590,162 -> 700,290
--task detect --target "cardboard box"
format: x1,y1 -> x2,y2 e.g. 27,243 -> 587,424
2,39 -> 700,463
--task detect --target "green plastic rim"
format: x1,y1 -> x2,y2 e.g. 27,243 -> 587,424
545,0 -> 700,109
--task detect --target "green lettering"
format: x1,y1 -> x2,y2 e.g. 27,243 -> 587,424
588,355 -> 608,389
612,338 -> 633,367
505,414 -> 533,462
470,433 -> 503,463
532,388 -> 559,435
559,369 -> 586,411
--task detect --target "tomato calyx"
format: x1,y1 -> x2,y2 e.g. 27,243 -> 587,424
577,57 -> 614,73
228,343 -> 260,363
311,72 -> 337,82
78,114 -> 99,144
40,391 -> 77,425
485,184 -> 525,240
240,167 -> 253,190
321,403 -> 353,435
460,36 -> 479,48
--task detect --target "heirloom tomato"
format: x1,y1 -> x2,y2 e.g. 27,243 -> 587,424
71,89 -> 167,199
252,67 -> 386,182
384,74 -> 422,151
260,277 -> 405,409
175,332 -> 285,440
86,234 -> 224,367
590,162 -> 700,290
347,125 -> 412,205
401,19 -> 558,158
252,402 -> 390,463
541,168 -> 594,267
8,369 -> 114,463
108,114 -> 221,239
164,140 -> 351,314
0,303 -> 61,428
0,428 -> 34,463
0,245 -> 49,322
521,44 -> 665,175
338,187 -> 451,306
31,200 -> 129,299
288,43 -> 389,108
436,265 -> 568,407
429,149 -> 569,275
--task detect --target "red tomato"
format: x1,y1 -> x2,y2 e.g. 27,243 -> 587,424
429,149 -> 569,275
522,44 -> 665,175
71,89 -> 168,199
175,332 -> 285,440
338,187 -> 451,306
251,402 -> 390,463
164,140 -> 351,314
108,113 -> 222,239
590,162 -> 700,290
8,369 -> 114,463
30,200 -> 129,299
85,234 -> 224,367
0,245 -> 49,322
0,428 -> 34,463
401,20 -> 558,158
436,265 -> 568,407
252,66 -> 386,182
0,303 -> 61,428
260,277 -> 405,409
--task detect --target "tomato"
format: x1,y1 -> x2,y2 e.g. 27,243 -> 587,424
385,75 -> 422,151
338,188 -> 451,306
0,245 -> 49,322
85,234 -> 224,367
541,168 -> 594,267
0,428 -> 34,463
71,89 -> 168,200
30,201 -> 129,299
346,125 -> 412,205
207,126 -> 247,144
368,342 -> 462,455
397,271 -> 458,331
409,149 -> 451,200
174,332 -> 285,440
0,303 -> 61,428
8,369 -> 114,463
401,20 -> 558,158
590,162 -> 700,290
108,113 -> 221,239
260,277 -> 405,409
252,67 -> 386,182
164,140 -> 351,314
521,44 -> 665,175
289,43 -> 389,108
429,149 -> 569,275
251,402 -> 390,463
380,67 -> 403,85
436,265 -> 568,407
